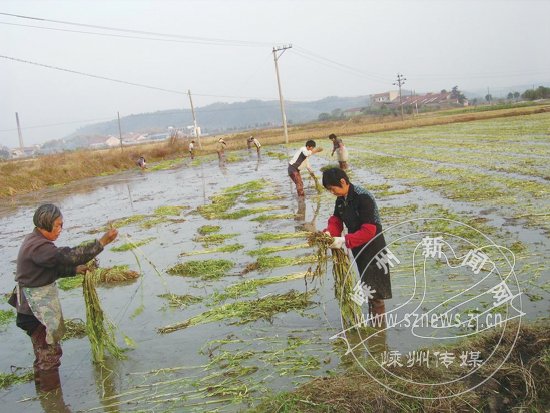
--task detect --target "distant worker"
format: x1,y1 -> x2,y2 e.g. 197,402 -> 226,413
247,136 -> 261,156
136,156 -> 147,169
329,133 -> 349,170
287,139 -> 323,197
188,140 -> 195,160
216,137 -> 227,163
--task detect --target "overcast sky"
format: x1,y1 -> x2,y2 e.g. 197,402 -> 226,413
1,0 -> 549,147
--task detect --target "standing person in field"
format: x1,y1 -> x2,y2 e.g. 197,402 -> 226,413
322,168 -> 392,322
11,204 -> 118,392
216,137 -> 227,163
287,139 -> 323,197
247,136 -> 261,156
188,140 -> 195,160
329,133 -> 349,170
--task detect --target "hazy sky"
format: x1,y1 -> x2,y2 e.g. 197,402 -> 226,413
2,0 -> 549,147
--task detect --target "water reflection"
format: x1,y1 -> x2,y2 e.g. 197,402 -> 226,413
295,195 -> 321,233
218,159 -> 228,175
39,387 -> 72,413
337,326 -> 388,368
93,358 -> 121,412
126,184 -> 134,211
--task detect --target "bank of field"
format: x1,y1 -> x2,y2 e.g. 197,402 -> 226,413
1,103 -> 548,199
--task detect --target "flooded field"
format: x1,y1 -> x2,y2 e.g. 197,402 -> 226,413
0,112 -> 549,412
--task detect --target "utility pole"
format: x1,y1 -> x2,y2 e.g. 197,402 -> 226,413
272,44 -> 292,144
117,111 -> 124,152
15,112 -> 24,149
393,73 -> 406,121
188,89 -> 202,149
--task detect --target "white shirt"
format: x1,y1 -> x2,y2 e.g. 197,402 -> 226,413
289,147 -> 313,172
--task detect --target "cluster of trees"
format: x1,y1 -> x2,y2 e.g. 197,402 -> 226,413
0,147 -> 10,160
441,86 -> 466,104
521,86 -> 550,100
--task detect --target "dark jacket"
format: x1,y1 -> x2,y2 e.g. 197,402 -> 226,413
16,228 -> 103,288
14,229 -> 104,334
325,184 -> 392,299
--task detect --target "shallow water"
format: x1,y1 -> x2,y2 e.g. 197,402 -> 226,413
0,145 -> 548,412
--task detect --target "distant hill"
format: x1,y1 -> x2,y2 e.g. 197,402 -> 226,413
62,96 -> 371,143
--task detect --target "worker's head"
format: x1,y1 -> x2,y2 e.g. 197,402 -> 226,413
34,204 -> 63,240
328,133 -> 337,140
305,140 -> 316,150
322,168 -> 350,197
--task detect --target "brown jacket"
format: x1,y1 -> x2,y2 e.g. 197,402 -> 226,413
16,228 -> 104,288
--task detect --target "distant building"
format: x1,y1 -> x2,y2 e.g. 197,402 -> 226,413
400,91 -> 467,107
10,146 -> 39,158
371,90 -> 400,104
342,107 -> 364,117
105,136 -> 121,147
370,90 -> 468,109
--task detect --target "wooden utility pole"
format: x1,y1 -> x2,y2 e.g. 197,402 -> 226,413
273,44 -> 292,144
393,73 -> 406,121
117,111 -> 124,152
188,89 -> 202,149
15,112 -> 24,149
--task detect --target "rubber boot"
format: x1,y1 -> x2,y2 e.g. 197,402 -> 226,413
39,369 -> 61,392
371,299 -> 386,328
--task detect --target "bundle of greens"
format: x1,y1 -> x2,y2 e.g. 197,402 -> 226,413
307,232 -> 363,329
83,270 -> 127,363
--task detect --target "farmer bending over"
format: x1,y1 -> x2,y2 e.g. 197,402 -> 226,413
329,133 -> 349,170
11,204 -> 118,392
287,139 -> 323,197
322,168 -> 392,323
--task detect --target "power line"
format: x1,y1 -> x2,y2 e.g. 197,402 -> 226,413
293,45 -> 392,83
0,20 -> 271,48
0,54 -> 277,100
0,12 -> 274,47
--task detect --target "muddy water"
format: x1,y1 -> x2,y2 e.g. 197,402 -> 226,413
0,147 -> 548,412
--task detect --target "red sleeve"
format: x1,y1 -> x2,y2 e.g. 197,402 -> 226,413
323,215 -> 343,236
344,223 -> 377,249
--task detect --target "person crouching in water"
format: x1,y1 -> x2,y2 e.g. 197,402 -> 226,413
322,167 -> 391,324
136,156 -> 147,169
12,204 -> 118,392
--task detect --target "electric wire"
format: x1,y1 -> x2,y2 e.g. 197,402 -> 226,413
0,54 -> 277,100
0,12 -> 275,47
0,20 -> 271,47
293,45 -> 392,83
